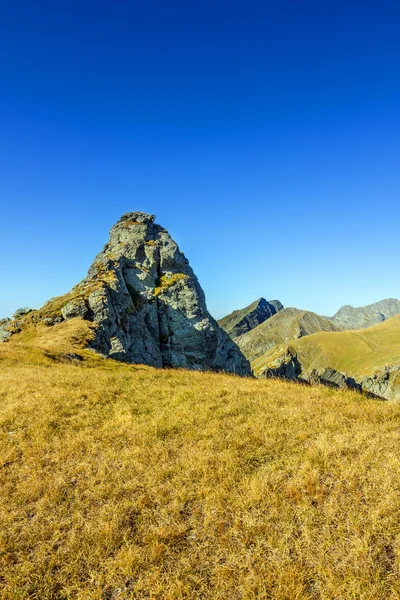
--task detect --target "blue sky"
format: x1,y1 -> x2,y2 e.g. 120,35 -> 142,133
1,1 -> 399,319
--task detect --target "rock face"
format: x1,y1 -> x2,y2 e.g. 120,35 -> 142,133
4,212 -> 250,375
218,298 -> 283,339
332,298 -> 400,329
0,318 -> 12,342
360,364 -> 400,400
259,347 -> 303,381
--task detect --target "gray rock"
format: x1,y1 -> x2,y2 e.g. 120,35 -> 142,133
49,211 -> 251,375
0,329 -> 12,342
42,316 -> 64,326
61,298 -> 89,320
360,365 -> 400,400
259,347 -> 302,381
0,318 -> 12,343
332,298 -> 400,329
12,307 -> 33,319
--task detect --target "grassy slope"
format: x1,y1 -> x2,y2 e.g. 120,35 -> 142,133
0,317 -> 99,366
2,340 -> 400,597
238,307 -> 341,363
217,298 -> 262,336
254,314 -> 400,380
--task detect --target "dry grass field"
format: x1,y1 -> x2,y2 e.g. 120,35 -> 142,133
2,339 -> 400,599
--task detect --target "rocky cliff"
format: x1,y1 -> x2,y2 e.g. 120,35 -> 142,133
218,297 -> 283,339
1,212 -> 250,375
332,298 -> 400,329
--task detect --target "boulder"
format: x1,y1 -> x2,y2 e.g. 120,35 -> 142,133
12,307 -> 33,319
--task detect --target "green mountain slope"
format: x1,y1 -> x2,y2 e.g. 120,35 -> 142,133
237,307 -> 342,363
253,314 -> 400,399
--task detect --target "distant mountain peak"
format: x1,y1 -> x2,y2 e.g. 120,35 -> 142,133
332,298 -> 400,329
218,297 -> 283,339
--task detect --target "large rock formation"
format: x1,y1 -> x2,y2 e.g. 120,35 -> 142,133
218,297 -> 283,339
2,212 -> 250,375
332,298 -> 400,329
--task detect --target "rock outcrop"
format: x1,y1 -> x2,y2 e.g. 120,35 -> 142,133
2,212 -> 250,375
218,297 -> 283,339
332,298 -> 400,329
259,347 -> 303,381
12,307 -> 33,319
0,318 -> 12,342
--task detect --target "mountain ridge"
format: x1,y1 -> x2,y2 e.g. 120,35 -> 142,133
217,297 -> 283,339
331,298 -> 400,329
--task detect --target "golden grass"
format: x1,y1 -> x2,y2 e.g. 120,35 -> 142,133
153,274 -> 189,297
2,350 -> 400,598
0,319 -> 97,368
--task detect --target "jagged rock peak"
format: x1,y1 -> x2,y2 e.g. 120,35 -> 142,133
332,298 -> 400,329
8,212 -> 250,375
218,297 -> 283,339
115,211 -> 156,225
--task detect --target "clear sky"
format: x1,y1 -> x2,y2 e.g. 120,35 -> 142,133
1,1 -> 399,319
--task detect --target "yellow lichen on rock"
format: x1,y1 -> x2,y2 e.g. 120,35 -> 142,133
153,273 -> 189,297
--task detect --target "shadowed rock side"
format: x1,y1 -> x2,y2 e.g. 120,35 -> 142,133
218,297 -> 283,339
332,298 -> 400,329
2,212 -> 250,375
237,307 -> 343,363
255,315 -> 400,400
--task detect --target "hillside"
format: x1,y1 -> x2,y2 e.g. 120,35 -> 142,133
217,298 -> 283,339
237,307 -> 342,362
254,314 -> 400,399
332,298 -> 400,329
3,343 -> 400,599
